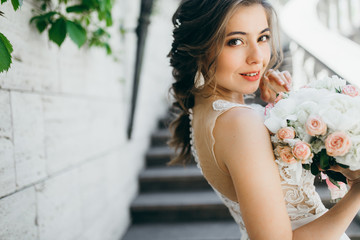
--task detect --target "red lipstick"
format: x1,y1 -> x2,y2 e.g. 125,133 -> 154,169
240,71 -> 261,82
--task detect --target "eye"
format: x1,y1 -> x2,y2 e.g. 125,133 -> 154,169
258,35 -> 271,42
227,38 -> 244,46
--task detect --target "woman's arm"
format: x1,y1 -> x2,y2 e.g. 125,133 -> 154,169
213,107 -> 360,240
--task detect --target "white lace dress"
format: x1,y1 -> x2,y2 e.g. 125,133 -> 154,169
189,99 -> 350,240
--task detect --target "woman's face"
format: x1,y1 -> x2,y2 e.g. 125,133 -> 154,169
214,4 -> 271,101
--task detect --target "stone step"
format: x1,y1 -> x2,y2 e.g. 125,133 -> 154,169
145,146 -> 174,167
130,191 -> 232,223
123,217 -> 360,240
158,115 -> 173,130
122,221 -> 241,240
139,165 -> 210,193
150,128 -> 171,147
146,146 -> 195,167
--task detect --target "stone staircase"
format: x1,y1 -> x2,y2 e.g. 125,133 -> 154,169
122,115 -> 241,240
122,113 -> 360,240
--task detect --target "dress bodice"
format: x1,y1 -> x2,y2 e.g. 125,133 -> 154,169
189,99 -> 330,240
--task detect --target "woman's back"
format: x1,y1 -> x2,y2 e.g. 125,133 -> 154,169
190,95 -> 339,238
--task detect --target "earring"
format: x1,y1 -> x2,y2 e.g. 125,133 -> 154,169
194,71 -> 205,88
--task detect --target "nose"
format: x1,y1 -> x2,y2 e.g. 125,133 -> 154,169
246,42 -> 263,65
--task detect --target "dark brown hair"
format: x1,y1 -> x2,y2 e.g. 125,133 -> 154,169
167,0 -> 282,165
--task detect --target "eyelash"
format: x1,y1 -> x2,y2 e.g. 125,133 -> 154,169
226,34 -> 271,46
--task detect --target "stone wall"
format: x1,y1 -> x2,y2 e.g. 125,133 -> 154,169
0,0 -> 176,239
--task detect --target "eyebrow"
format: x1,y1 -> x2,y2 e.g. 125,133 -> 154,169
226,27 -> 270,37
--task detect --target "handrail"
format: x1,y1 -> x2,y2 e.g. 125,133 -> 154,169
280,0 -> 360,88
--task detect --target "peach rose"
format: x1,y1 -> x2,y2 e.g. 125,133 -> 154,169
342,85 -> 359,97
277,127 -> 296,140
325,132 -> 352,156
292,141 -> 313,162
306,115 -> 327,136
276,146 -> 297,164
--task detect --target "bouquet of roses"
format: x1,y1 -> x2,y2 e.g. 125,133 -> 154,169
264,75 -> 360,201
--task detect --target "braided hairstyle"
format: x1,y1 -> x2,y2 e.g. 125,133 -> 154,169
167,0 -> 282,165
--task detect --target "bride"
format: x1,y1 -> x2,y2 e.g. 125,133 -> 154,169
167,0 -> 360,239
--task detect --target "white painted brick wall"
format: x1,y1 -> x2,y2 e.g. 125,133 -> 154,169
0,90 -> 16,196
36,169 -> 83,240
0,0 -> 178,239
0,187 -> 38,240
11,91 -> 47,188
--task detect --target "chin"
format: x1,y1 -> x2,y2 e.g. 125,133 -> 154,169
243,85 -> 259,95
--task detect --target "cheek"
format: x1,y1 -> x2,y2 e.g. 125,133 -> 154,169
217,50 -> 243,74
262,45 -> 271,65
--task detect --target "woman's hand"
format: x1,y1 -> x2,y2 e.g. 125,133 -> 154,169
259,69 -> 292,103
329,165 -> 360,188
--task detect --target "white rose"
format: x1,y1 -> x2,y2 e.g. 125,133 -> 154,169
308,75 -> 346,92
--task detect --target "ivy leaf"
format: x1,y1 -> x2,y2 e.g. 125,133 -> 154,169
36,20 -> 48,33
10,0 -> 22,11
0,32 -> 13,73
66,20 -> 86,48
40,3 -> 47,11
30,11 -> 57,24
48,18 -> 67,46
104,42 -> 111,55
105,10 -> 112,26
66,4 -> 90,13
82,0 -> 97,8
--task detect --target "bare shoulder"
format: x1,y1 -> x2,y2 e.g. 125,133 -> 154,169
214,106 -> 269,145
213,106 -> 274,169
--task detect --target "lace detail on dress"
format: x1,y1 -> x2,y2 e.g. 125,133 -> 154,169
212,99 -> 253,111
276,160 -> 327,221
212,189 -> 249,240
189,99 -> 327,239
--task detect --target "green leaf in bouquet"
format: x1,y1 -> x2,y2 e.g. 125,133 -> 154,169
335,87 -> 342,93
338,163 -> 349,169
48,18 -> 67,47
324,170 -> 347,184
319,150 -> 330,170
311,162 -> 319,175
302,164 -> 310,170
328,176 -> 340,189
66,20 -> 87,48
1,0 -> 8,4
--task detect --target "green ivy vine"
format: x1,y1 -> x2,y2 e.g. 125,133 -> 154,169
0,0 -> 21,73
0,0 -> 118,73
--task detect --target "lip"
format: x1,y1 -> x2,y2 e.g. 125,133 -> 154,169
239,71 -> 261,82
